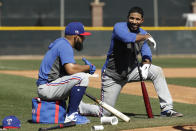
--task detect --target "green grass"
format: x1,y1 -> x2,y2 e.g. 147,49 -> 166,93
166,78 -> 196,88
0,60 -> 42,70
152,57 -> 196,68
0,57 -> 196,70
0,74 -> 196,131
77,57 -> 196,68
0,57 -> 196,130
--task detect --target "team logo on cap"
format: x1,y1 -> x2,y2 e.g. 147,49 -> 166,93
75,30 -> 79,35
7,119 -> 12,125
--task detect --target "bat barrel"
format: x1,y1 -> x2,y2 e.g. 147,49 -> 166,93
85,92 -> 130,122
141,82 -> 154,118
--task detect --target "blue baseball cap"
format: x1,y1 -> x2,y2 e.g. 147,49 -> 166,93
2,116 -> 21,129
65,22 -> 91,36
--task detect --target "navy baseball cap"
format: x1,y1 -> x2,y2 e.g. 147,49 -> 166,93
65,22 -> 91,36
2,116 -> 21,129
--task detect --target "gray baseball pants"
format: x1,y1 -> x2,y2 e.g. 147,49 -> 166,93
79,64 -> 173,116
37,72 -> 89,101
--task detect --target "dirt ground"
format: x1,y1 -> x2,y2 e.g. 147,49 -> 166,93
122,125 -> 196,131
0,68 -> 196,131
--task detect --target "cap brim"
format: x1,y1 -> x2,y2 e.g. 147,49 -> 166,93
80,32 -> 91,36
3,126 -> 20,129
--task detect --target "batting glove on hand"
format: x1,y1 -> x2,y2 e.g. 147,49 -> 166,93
139,64 -> 151,80
82,57 -> 96,74
147,37 -> 156,49
146,33 -> 156,49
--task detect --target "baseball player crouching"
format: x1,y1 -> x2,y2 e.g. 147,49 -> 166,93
79,7 -> 183,118
36,22 -> 96,124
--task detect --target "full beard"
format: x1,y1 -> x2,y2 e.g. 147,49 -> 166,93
74,42 -> 83,51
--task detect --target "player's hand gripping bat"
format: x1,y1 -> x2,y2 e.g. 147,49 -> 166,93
134,43 -> 154,118
85,93 -> 130,122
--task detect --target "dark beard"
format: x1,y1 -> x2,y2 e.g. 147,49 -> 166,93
74,42 -> 83,51
127,22 -> 140,33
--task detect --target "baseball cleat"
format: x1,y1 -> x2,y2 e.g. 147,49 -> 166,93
64,112 -> 90,125
161,109 -> 183,117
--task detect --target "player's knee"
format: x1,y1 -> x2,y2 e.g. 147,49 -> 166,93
149,65 -> 165,80
76,72 -> 89,86
154,66 -> 164,78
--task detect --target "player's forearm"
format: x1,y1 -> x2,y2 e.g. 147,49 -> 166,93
141,43 -> 152,63
135,34 -> 150,43
65,64 -> 90,75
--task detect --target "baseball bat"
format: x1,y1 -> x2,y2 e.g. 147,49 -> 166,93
134,43 -> 154,118
85,93 -> 130,122
38,121 -> 76,131
140,81 -> 154,118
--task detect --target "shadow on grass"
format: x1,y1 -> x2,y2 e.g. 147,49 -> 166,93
124,112 -> 160,118
173,125 -> 196,131
27,120 -> 37,124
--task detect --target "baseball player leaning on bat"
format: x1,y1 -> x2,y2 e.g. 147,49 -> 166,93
36,22 -> 96,125
79,6 -> 183,117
